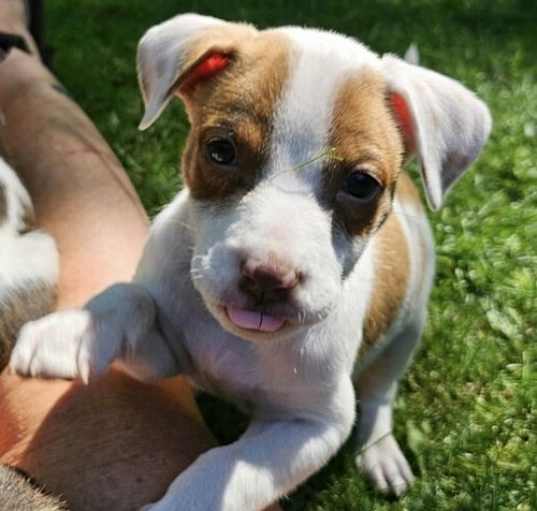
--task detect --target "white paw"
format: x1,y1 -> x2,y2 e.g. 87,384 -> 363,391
10,309 -> 115,382
356,433 -> 415,497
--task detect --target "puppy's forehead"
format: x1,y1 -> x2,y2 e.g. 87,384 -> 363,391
267,28 -> 382,164
184,26 -> 398,199
196,26 -> 381,129
274,27 -> 380,116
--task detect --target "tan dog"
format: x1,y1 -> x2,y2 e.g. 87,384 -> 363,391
12,14 -> 491,510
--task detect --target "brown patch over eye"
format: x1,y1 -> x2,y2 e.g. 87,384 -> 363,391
180,32 -> 290,201
326,70 -> 404,237
183,121 -> 268,200
335,184 -> 384,235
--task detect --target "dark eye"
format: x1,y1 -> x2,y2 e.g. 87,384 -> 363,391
343,172 -> 381,201
206,137 -> 237,166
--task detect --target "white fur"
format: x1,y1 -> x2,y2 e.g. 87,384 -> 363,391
0,156 -> 33,236
269,26 -> 379,179
0,157 -> 58,297
11,14 -> 491,510
137,13 -> 226,130
382,55 -> 492,210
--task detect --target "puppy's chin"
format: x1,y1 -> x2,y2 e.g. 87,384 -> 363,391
203,301 -> 300,343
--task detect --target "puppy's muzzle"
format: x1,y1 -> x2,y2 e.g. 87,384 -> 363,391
238,256 -> 301,306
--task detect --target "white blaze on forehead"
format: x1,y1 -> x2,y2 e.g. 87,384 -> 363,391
267,27 -> 380,185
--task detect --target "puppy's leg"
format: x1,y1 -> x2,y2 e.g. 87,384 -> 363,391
10,283 -> 180,382
354,319 -> 424,496
141,379 -> 356,511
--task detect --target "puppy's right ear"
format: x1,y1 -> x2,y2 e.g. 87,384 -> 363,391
382,55 -> 491,210
137,13 -> 254,130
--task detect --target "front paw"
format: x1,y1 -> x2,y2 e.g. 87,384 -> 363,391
356,433 -> 415,497
10,309 -> 110,382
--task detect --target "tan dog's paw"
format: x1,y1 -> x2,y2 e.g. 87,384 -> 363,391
356,433 -> 415,497
10,309 -> 107,382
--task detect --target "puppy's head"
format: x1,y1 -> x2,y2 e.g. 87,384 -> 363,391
137,14 -> 491,342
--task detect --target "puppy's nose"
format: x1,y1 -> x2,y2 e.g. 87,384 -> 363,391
239,258 -> 299,303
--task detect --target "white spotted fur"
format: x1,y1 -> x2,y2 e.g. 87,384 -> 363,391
0,157 -> 58,302
11,14 -> 491,510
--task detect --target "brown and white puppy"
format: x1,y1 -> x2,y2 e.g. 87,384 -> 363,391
11,14 -> 491,510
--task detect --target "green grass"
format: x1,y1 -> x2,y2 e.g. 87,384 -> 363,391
46,1 -> 537,509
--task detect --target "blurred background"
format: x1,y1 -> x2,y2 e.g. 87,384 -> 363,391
45,1 -> 537,509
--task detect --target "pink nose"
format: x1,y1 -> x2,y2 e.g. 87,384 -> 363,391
239,257 -> 300,304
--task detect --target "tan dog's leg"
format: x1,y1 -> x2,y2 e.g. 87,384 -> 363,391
0,12 -> 280,511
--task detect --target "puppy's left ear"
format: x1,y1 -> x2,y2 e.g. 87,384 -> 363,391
137,13 -> 255,130
382,55 -> 492,210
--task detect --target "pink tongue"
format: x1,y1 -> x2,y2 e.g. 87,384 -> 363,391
227,307 -> 285,332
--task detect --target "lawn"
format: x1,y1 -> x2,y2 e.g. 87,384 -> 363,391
46,1 -> 537,509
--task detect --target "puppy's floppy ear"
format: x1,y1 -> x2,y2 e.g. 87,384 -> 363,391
382,55 -> 492,210
137,13 -> 254,130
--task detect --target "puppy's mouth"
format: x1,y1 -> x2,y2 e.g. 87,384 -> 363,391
225,306 -> 285,333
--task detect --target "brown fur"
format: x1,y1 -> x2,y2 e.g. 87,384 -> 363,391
327,72 -> 422,353
0,281 -> 57,371
0,465 -> 67,511
327,71 -> 403,237
19,199 -> 36,233
0,180 -> 6,222
361,204 -> 410,352
396,170 -> 425,208
178,29 -> 290,200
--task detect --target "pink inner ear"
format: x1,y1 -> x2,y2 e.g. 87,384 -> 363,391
180,52 -> 231,93
390,93 -> 416,153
